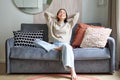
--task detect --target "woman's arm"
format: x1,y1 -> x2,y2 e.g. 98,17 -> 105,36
44,11 -> 61,42
44,11 -> 56,26
68,12 -> 80,28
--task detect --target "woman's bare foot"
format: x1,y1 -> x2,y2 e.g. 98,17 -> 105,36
70,67 -> 78,80
71,72 -> 77,80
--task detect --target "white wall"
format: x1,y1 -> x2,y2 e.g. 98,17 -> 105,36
0,0 -> 33,63
82,0 -> 108,27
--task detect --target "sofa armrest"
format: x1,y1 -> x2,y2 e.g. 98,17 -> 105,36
5,37 -> 14,73
107,37 -> 115,73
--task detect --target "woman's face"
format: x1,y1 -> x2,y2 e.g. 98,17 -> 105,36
57,9 -> 67,21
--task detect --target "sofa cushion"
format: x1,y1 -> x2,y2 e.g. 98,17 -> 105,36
80,27 -> 112,48
10,47 -> 60,61
13,31 -> 44,47
10,47 -> 110,61
73,48 -> 110,60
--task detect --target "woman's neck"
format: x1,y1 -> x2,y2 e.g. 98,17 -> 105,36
58,20 -> 65,26
58,20 -> 64,24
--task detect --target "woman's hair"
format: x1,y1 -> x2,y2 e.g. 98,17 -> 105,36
57,8 -> 68,23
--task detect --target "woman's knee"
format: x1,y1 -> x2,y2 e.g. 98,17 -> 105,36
62,43 -> 72,49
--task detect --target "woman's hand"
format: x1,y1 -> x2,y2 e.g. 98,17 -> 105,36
54,47 -> 62,51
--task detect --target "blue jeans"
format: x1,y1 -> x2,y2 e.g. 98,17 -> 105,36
34,39 -> 75,71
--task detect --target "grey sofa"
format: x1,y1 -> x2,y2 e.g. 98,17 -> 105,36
6,23 -> 115,74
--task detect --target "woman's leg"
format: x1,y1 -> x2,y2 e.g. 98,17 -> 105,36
70,67 -> 77,80
61,43 -> 77,80
34,39 -> 57,52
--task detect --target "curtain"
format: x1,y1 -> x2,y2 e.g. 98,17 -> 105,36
116,0 -> 120,69
108,0 -> 119,70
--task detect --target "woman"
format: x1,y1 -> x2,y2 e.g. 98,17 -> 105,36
34,9 -> 79,80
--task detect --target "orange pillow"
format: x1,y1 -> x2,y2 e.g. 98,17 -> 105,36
72,23 -> 104,48
72,23 -> 88,48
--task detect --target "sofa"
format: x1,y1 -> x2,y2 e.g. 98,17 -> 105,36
6,23 -> 115,74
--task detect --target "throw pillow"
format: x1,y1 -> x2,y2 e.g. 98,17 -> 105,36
80,27 -> 112,48
72,23 -> 103,48
72,23 -> 88,48
71,23 -> 104,48
13,30 -> 44,47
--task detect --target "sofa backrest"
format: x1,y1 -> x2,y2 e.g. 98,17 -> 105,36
85,23 -> 101,26
21,23 -> 48,42
70,24 -> 78,44
20,23 -> 101,44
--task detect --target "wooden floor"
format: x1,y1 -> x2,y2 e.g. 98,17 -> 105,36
0,63 -> 6,74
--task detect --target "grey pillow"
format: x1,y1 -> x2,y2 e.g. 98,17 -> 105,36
13,30 -> 44,47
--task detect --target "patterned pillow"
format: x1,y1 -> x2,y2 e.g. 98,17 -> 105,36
13,30 -> 44,47
80,27 -> 112,48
